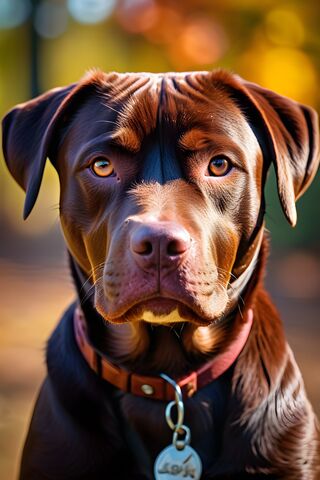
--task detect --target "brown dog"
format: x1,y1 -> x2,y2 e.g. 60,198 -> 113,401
2,70 -> 319,479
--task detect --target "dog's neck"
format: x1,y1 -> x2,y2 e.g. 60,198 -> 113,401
70,232 -> 265,377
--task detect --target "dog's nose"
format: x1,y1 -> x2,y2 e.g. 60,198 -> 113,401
130,222 -> 191,270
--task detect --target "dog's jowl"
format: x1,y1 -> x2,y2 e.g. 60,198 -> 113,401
2,70 -> 319,479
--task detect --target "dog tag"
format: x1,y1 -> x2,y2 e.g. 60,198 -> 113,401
154,444 -> 202,480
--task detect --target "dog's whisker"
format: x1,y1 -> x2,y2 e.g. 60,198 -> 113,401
238,294 -> 245,306
216,266 -> 238,281
80,270 -> 95,287
85,263 -> 105,283
80,273 -> 104,302
95,120 -> 118,126
237,303 -> 244,320
82,284 -> 96,303
169,324 -> 182,340
101,102 -> 120,115
87,262 -> 122,301
179,323 -> 185,335
226,279 -> 245,308
82,268 -> 105,297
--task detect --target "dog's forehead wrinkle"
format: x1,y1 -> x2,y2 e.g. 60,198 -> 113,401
110,126 -> 141,153
114,88 -> 159,142
110,88 -> 259,172
101,74 -> 154,101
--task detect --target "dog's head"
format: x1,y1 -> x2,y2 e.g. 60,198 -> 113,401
2,70 -> 319,326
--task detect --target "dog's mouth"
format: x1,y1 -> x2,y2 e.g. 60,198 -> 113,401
94,259 -> 230,326
96,294 -> 227,326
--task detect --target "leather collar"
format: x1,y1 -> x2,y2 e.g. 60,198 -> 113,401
74,306 -> 253,401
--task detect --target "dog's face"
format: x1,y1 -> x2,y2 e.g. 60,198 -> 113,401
57,73 -> 264,325
2,71 -> 319,326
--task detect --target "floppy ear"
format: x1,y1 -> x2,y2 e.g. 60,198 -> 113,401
2,72 -> 104,219
2,86 -> 74,219
237,78 -> 319,226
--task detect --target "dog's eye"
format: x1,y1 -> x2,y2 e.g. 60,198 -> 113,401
208,157 -> 232,177
91,158 -> 114,177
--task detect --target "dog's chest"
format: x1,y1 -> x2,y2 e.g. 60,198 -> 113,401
115,376 -> 231,475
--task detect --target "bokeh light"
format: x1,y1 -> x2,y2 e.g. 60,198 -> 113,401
170,17 -> 228,68
116,0 -> 158,34
239,44 -> 317,104
146,5 -> 184,45
0,0 -> 31,29
67,0 -> 116,24
34,1 -> 68,39
265,8 -> 305,47
258,47 -> 317,104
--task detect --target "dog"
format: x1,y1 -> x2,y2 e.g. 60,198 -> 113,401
2,70 -> 319,479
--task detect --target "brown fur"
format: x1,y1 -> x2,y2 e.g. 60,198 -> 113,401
2,70 -> 319,479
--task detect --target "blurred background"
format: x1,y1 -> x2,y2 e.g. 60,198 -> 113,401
0,0 -> 319,478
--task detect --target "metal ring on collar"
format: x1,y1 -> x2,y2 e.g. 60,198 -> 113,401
172,425 -> 191,450
160,373 -> 183,405
165,400 -> 185,431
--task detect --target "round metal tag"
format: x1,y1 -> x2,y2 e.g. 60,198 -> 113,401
154,444 -> 202,480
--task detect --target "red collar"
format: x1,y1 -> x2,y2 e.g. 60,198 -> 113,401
74,307 -> 253,401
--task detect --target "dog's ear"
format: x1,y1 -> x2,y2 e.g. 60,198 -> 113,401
235,78 -> 319,226
2,73 -> 104,219
2,85 -> 74,219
